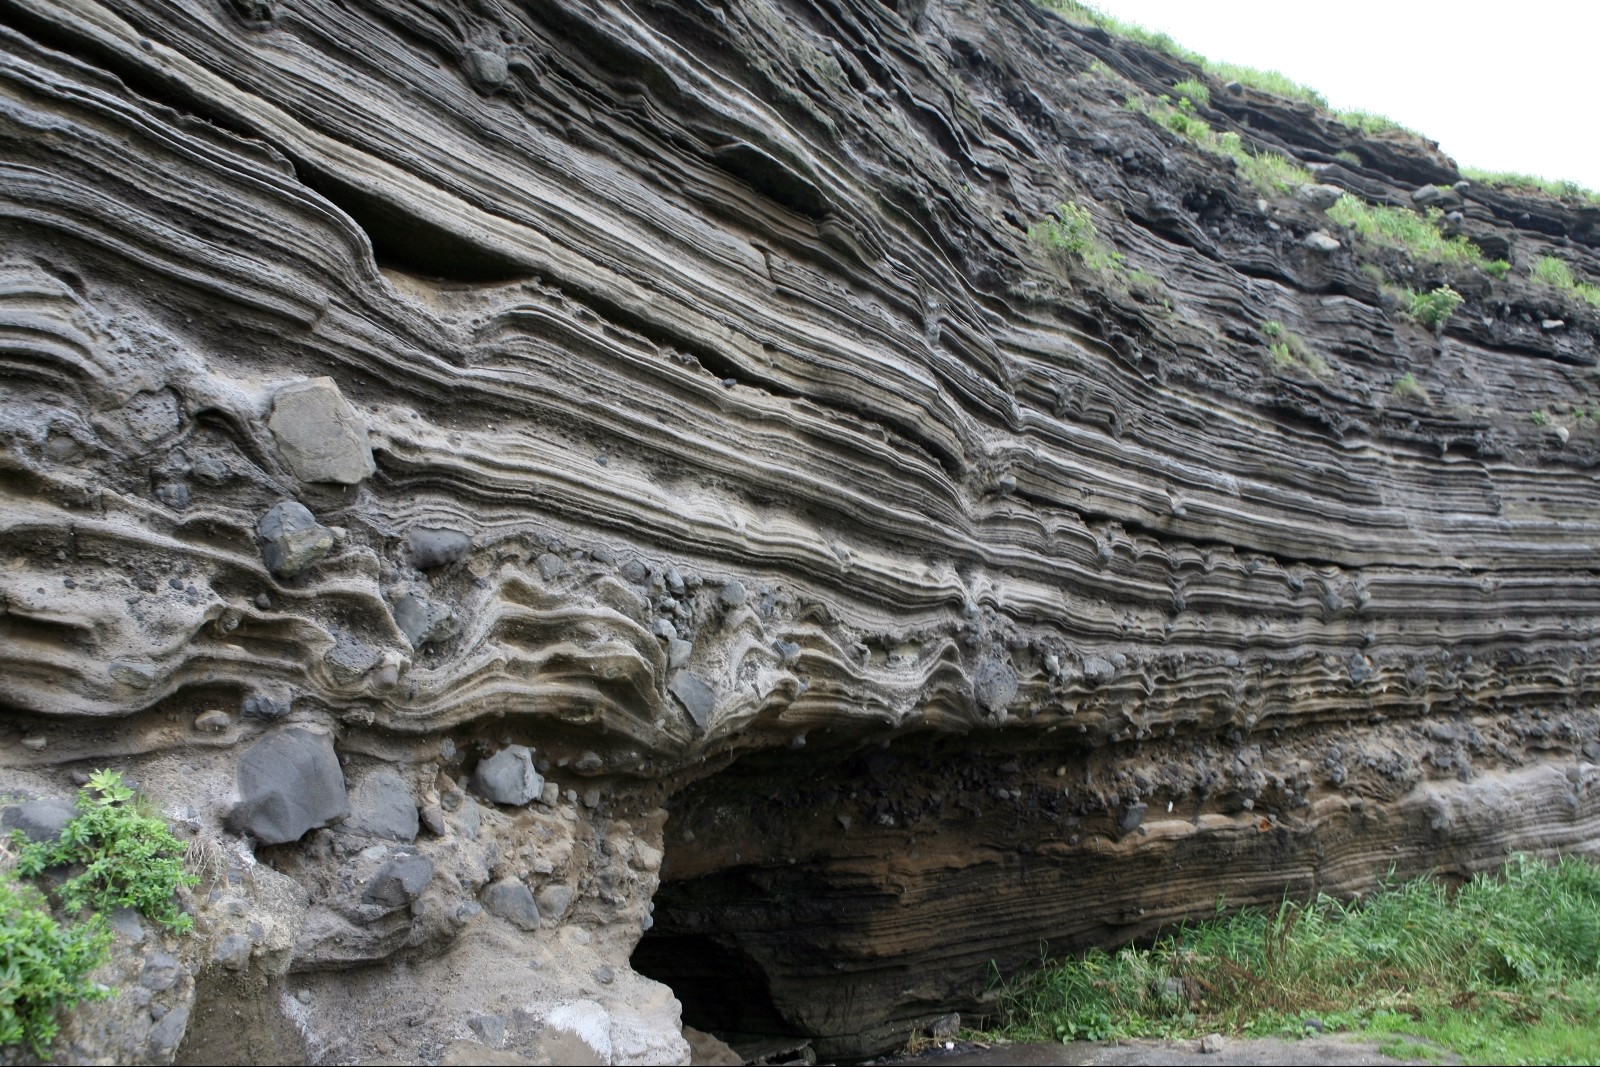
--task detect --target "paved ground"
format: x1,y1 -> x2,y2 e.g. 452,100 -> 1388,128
880,1034 -> 1459,1066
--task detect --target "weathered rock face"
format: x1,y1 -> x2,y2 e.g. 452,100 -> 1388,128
3,0 -> 1600,1061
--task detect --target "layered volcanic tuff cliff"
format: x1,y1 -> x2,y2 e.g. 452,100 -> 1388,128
4,0 -> 1600,1061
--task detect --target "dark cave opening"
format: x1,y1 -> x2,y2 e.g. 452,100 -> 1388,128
629,928 -> 792,1040
625,719 -> 1461,1061
626,730 -> 1101,1060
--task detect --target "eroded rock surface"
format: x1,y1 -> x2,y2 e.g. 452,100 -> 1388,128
3,0 -> 1600,1062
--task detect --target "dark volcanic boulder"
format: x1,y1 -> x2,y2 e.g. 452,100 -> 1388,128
228,728 -> 349,845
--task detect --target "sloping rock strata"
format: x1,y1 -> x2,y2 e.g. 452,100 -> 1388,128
3,0 -> 1599,1061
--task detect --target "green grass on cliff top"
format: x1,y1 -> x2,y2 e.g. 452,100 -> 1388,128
989,853 -> 1600,1065
1037,1 -> 1597,202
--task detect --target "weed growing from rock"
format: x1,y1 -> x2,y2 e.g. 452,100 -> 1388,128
1530,256 -> 1600,308
1029,202 -> 1122,274
14,770 -> 198,934
1463,167 -> 1600,206
1170,78 -> 1209,108
1326,195 -> 1488,267
1406,285 -> 1465,331
1260,321 -> 1325,375
3,771 -> 197,1058
1127,94 -> 1312,197
1391,372 -> 1428,403
0,877 -> 113,1056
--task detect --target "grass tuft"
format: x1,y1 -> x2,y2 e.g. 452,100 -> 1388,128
1462,168 -> 1600,206
1406,285 -> 1465,332
1170,78 -> 1209,108
1392,372 -> 1428,403
1335,110 -> 1419,138
1030,201 -> 1122,274
1126,96 -> 1313,197
1260,321 -> 1324,375
991,855 -> 1600,1062
1039,2 -> 1326,108
1325,195 -> 1488,267
1205,62 -> 1325,106
1530,256 -> 1600,308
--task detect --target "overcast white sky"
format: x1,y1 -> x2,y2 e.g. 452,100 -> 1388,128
1084,1 -> 1598,190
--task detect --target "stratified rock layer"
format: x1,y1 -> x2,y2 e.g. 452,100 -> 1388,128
3,0 -> 1599,1062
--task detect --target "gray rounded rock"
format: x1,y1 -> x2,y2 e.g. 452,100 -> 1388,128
1082,656 -> 1116,684
241,691 -> 291,721
268,377 -> 375,485
363,853 -> 435,908
393,593 -> 460,649
471,745 -> 544,806
973,659 -> 1018,714
343,767 -> 420,842
466,49 -> 508,90
481,878 -> 540,930
1293,183 -> 1343,211
227,727 -> 350,845
536,884 -> 573,921
0,797 -> 78,843
258,501 -> 335,578
407,526 -> 471,569
213,932 -> 252,971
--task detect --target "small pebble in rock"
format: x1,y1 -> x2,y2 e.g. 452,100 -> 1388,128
20,736 -> 46,751
194,710 -> 232,733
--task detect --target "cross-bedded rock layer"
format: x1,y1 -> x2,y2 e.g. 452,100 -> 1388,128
3,0 -> 1599,1062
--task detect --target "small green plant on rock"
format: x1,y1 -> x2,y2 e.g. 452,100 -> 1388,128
14,770 -> 198,934
1336,109 -> 1418,138
1126,94 -> 1313,197
1123,267 -> 1170,307
1260,321 -> 1325,375
1392,372 -> 1428,402
1463,167 -> 1600,206
1030,201 -> 1123,274
1406,285 -> 1464,331
1530,410 -> 1550,426
1080,58 -> 1119,82
1530,255 -> 1600,308
1326,195 -> 1488,267
0,877 -> 113,1056
1171,78 -> 1209,108
3,771 -> 197,1058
